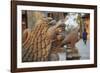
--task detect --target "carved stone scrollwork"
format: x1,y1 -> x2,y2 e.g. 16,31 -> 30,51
22,17 -> 80,62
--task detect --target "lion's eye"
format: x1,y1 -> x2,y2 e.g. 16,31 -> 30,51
58,29 -> 62,32
57,28 -> 63,32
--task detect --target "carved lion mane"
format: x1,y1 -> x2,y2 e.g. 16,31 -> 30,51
22,17 -> 65,62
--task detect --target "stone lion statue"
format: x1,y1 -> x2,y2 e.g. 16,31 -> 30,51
22,17 -> 66,62
22,17 -> 80,62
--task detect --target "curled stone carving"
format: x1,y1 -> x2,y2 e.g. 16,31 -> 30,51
22,17 -> 80,62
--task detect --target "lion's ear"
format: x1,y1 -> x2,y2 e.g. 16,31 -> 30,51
42,17 -> 53,22
48,20 -> 56,25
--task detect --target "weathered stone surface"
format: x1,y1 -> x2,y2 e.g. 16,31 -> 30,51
22,17 -> 80,62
